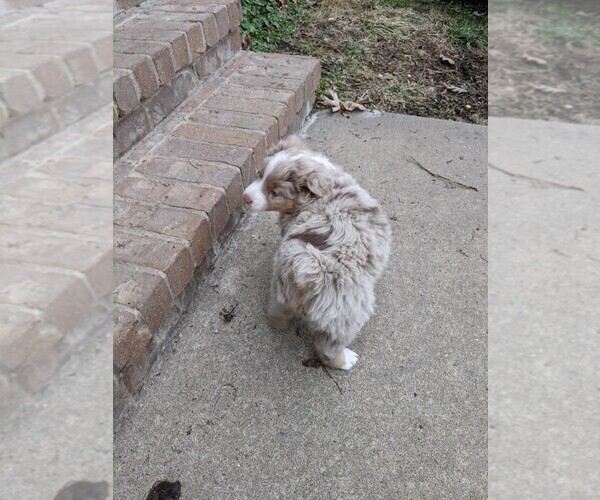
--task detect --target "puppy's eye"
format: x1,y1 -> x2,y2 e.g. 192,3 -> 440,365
270,190 -> 279,198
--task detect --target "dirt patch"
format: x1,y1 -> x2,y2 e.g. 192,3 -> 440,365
274,0 -> 488,124
489,1 -> 600,124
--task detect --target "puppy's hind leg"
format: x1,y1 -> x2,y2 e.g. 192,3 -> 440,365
314,332 -> 358,371
267,300 -> 293,330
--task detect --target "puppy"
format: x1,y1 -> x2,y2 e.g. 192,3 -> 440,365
243,136 -> 391,370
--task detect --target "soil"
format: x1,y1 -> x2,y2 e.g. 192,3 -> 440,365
489,1 -> 600,125
276,0 -> 488,124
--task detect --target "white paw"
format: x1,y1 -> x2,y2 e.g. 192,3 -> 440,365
340,348 -> 358,370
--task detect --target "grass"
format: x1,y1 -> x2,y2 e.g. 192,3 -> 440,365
534,9 -> 600,50
240,0 -> 307,52
240,0 -> 488,124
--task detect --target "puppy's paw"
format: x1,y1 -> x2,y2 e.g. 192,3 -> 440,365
267,313 -> 289,331
340,348 -> 358,370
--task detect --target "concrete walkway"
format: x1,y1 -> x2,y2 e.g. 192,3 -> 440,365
488,118 -> 600,499
114,112 -> 488,499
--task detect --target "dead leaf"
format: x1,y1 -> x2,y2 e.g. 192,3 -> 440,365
529,83 -> 567,94
219,300 -> 239,323
444,83 -> 468,94
302,358 -> 322,368
440,54 -> 455,66
473,10 -> 484,17
523,54 -> 548,66
321,89 -> 368,115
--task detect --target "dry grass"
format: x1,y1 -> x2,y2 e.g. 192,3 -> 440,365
275,0 -> 488,124
489,1 -> 600,124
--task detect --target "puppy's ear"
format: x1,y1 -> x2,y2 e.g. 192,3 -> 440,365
292,159 -> 333,198
267,135 -> 309,156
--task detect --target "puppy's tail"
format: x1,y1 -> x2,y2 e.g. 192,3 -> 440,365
267,135 -> 310,156
289,245 -> 330,307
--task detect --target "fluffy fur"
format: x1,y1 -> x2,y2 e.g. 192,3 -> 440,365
243,136 -> 391,370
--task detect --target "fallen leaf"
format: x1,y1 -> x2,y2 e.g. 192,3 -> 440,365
444,83 -> 468,94
523,54 -> 548,66
473,10 -> 484,17
302,358 -> 322,368
529,83 -> 567,94
219,300 -> 239,323
321,89 -> 368,115
440,54 -> 455,65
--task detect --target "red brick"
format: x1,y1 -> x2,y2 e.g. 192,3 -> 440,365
115,198 -> 213,264
89,31 -> 113,72
113,53 -> 159,100
37,155 -> 112,180
115,176 -> 230,237
114,39 -> 175,86
204,94 -> 289,138
230,27 -> 242,53
0,306 -> 61,370
219,82 -> 300,115
114,263 -> 172,334
114,107 -> 151,157
144,71 -> 196,128
0,199 -> 112,238
0,230 -> 112,297
0,175 -> 90,204
141,11 -> 220,48
49,77 -> 111,128
239,61 -> 310,81
113,306 -> 153,371
115,28 -> 191,72
227,73 -> 305,108
153,136 -> 255,187
16,341 -> 62,394
248,53 -> 321,97
0,69 -> 44,116
156,4 -> 230,39
0,53 -> 73,99
187,107 -> 278,154
195,46 -> 219,80
114,230 -> 194,297
174,121 -> 267,164
137,154 -> 244,211
3,106 -> 59,157
127,18 -> 206,59
0,263 -> 95,333
165,0 -> 242,29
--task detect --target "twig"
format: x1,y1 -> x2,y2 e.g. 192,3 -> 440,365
409,156 -> 478,192
321,366 -> 343,395
488,163 -> 585,192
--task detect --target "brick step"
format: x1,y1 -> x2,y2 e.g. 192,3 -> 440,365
113,0 -> 243,157
0,0 -> 111,161
113,51 -> 320,415
0,104 -> 112,419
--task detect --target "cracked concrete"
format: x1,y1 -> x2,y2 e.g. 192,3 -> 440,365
488,117 -> 600,499
114,112 -> 487,499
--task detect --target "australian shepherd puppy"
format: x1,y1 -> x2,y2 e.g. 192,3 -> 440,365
243,136 -> 391,370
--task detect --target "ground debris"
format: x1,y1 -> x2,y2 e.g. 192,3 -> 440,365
488,163 -> 584,192
321,89 -> 368,116
219,300 -> 239,323
146,480 -> 181,500
444,83 -> 468,94
302,358 -> 322,368
409,156 -> 478,192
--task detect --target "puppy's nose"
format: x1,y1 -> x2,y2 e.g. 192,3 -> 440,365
243,193 -> 252,205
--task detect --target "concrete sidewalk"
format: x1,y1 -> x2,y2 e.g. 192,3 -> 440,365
114,112 -> 487,499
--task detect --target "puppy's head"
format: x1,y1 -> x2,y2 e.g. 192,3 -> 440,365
243,136 -> 334,213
